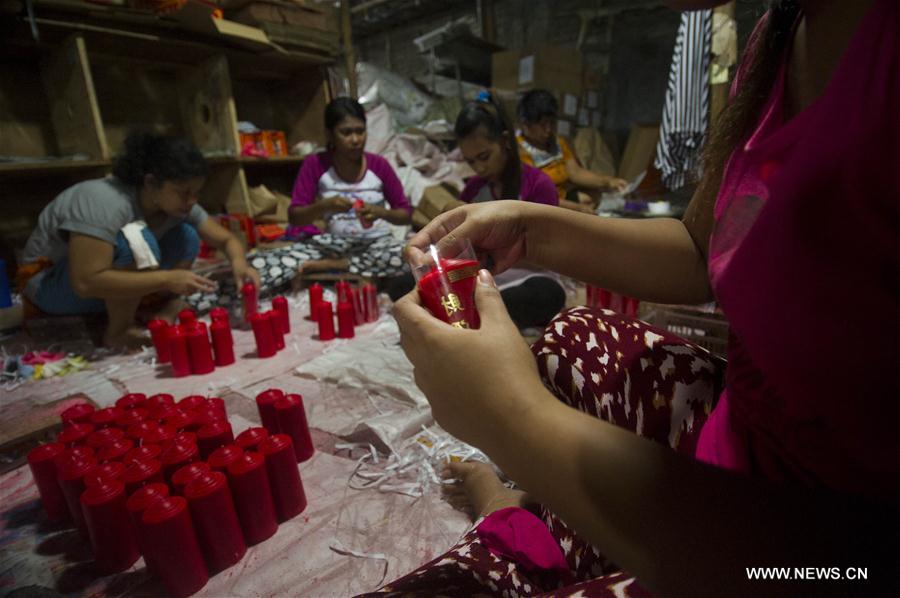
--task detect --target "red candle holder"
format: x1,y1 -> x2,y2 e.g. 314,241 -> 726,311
86,427 -> 125,450
186,321 -> 215,375
171,461 -> 212,496
160,440 -> 199,483
255,389 -> 283,434
266,309 -> 285,351
57,422 -> 94,447
336,301 -> 355,339
208,444 -> 244,474
168,326 -> 192,378
412,240 -> 481,330
90,406 -> 123,429
126,483 -> 169,577
115,408 -> 149,429
178,308 -> 197,327
209,306 -> 230,325
250,312 -> 277,358
210,320 -> 235,367
27,443 -> 68,522
121,458 -> 165,495
81,479 -> 140,574
197,420 -> 234,460
184,471 -> 247,572
147,393 -> 175,410
84,461 -> 126,487
97,437 -> 134,463
307,283 -> 324,321
61,403 -> 95,426
272,295 -> 290,334
258,434 -> 307,522
274,394 -> 314,463
57,452 -> 98,533
115,393 -> 147,411
241,282 -> 258,322
235,426 -> 270,451
142,496 -> 209,597
227,452 -> 278,545
123,444 -> 161,465
147,319 -> 171,363
317,301 -> 335,341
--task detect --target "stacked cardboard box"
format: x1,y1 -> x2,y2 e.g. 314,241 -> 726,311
579,68 -> 604,130
222,0 -> 339,56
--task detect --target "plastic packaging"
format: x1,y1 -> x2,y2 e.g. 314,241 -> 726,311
412,239 -> 481,329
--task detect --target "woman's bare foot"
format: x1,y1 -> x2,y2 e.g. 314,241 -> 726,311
103,326 -> 152,351
443,461 -> 529,519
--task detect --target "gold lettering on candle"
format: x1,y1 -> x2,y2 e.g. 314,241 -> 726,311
450,321 -> 469,329
441,293 -> 463,317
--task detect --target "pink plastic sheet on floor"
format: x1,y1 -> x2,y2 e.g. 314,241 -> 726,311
0,304 -> 471,596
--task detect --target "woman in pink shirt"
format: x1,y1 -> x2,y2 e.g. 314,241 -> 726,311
370,0 -> 900,596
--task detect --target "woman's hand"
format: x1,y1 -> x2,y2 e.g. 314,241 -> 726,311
232,260 -> 261,290
392,269 -> 544,448
326,196 -> 354,212
166,270 -> 218,296
605,177 -> 629,193
357,203 -> 386,226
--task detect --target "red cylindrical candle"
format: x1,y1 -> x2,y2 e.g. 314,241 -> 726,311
416,258 -> 480,329
148,319 -> 171,363
209,307 -> 229,325
66,445 -> 95,462
147,393 -> 176,411
126,421 -> 156,444
168,326 -> 192,378
83,461 -> 126,487
255,389 -> 284,435
115,393 -> 147,410
56,452 -> 97,532
86,427 -> 125,450
350,287 -> 364,326
235,427 -> 270,452
307,283 -> 323,320
57,422 -> 94,447
172,431 -> 198,448
335,281 -> 351,305
249,312 -> 277,358
27,443 -> 68,522
115,408 -> 149,429
144,424 -> 177,446
363,283 -> 379,323
61,403 -> 95,426
193,406 -> 226,429
336,301 -> 355,339
317,301 -> 335,341
123,444 -> 161,465
352,199 -> 373,229
207,396 -> 225,412
227,452 -> 278,545
186,322 -> 215,375
207,444 -> 244,474
241,282 -> 258,322
274,394 -> 314,463
90,406 -> 123,429
150,403 -> 179,423
178,394 -> 207,411
178,308 -> 196,327
197,420 -> 234,460
126,483 -> 169,577
210,320 -> 235,367
258,434 -> 307,522
142,496 -> 209,597
160,440 -> 199,483
266,309 -> 285,351
184,471 -> 247,572
272,296 -> 290,334
164,410 -> 195,433
121,458 -> 165,495
81,479 -> 140,573
97,437 -> 134,463
171,461 -> 211,496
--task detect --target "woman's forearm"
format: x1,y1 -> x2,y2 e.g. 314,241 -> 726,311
288,203 -> 327,226
75,269 -> 169,300
384,208 -> 412,225
220,235 -> 248,268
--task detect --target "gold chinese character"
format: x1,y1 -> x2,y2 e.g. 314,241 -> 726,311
450,321 -> 469,329
441,293 -> 463,317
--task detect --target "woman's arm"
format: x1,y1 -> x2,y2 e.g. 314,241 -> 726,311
358,204 -> 412,226
197,218 -> 260,289
288,196 -> 353,226
565,158 -> 628,192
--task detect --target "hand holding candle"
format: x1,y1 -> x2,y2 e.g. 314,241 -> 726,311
411,239 -> 481,329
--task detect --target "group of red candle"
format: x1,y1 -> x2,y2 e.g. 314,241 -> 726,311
307,281 -> 379,342
27,389 -> 312,597
148,307 -> 236,377
586,285 -> 640,317
247,295 -> 291,359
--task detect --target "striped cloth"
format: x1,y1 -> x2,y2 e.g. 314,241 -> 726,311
654,9 -> 713,190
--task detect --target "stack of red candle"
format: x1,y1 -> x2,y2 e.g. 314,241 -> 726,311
308,281 -> 379,342
148,309 -> 236,377
248,295 -> 292,359
26,390 -> 309,595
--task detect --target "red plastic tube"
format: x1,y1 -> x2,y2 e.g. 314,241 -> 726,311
142,496 -> 209,597
272,295 -> 290,334
81,479 -> 140,574
249,312 -> 276,358
255,389 -> 284,435
27,443 -> 68,522
241,282 -> 258,321
168,326 -> 192,378
122,444 -> 161,465
207,444 -> 244,474
186,321 -> 215,375
178,308 -> 197,327
147,319 -> 171,363
197,420 -> 234,461
121,458 -> 165,496
160,440 -> 199,483
60,403 -> 95,426
226,452 -> 278,545
258,434 -> 307,522
97,438 -> 134,463
90,406 -> 123,429
115,393 -> 147,410
184,471 -> 247,572
126,483 -> 169,577
209,307 -> 229,324
336,301 -> 355,339
235,427 -> 269,452
307,283 -> 323,320
210,320 -> 235,367
171,461 -> 212,496
83,461 -> 126,487
57,422 -> 94,447
267,309 -> 285,351
317,301 -> 335,341
146,393 -> 175,411
115,408 -> 149,429
274,394 -> 314,463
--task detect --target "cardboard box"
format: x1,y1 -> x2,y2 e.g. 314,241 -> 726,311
231,0 -> 335,31
417,184 -> 465,221
492,45 -> 583,97
556,118 -> 575,139
174,0 -> 271,50
618,124 -> 660,182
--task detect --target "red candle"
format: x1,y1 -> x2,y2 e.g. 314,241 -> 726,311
160,440 -> 199,483
97,437 -> 134,463
184,471 -> 247,572
350,286 -> 364,326
81,479 -> 140,573
61,403 -> 95,426
57,422 -> 94,447
164,410 -> 195,433
126,421 -> 156,444
115,393 -> 147,410
416,258 -> 480,329
207,444 -> 244,474
121,458 -> 165,495
194,406 -> 226,429
353,198 -> 373,229
178,308 -> 197,327
178,394 -> 206,410
317,300 -> 335,341
126,483 -> 169,577
241,282 -> 258,321
266,309 -> 285,351
168,326 -> 192,378
210,320 -> 235,367
123,444 -> 161,465
144,424 -> 177,446
27,443 -> 68,522
171,461 -> 212,496
148,319 -> 171,363
66,445 -> 95,462
207,396 -> 226,413
142,496 -> 209,597
272,295 -> 290,334
90,406 -> 123,429
363,283 -> 378,323
235,427 -> 270,451
83,461 -> 125,487
209,307 -> 229,325
172,431 -> 198,447
255,389 -> 283,434
336,301 -> 355,339
150,403 -> 179,423
227,452 -> 278,545
197,420 -> 234,460
258,434 -> 307,522
86,427 -> 125,450
250,312 -> 276,358
147,393 -> 176,410
307,283 -> 323,320
115,407 -> 149,429
56,452 -> 97,532
274,394 -> 314,463
186,322 -> 215,375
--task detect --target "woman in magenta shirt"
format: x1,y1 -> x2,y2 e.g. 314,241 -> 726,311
373,0 -> 900,596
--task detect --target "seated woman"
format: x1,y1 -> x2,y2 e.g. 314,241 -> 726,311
288,97 -> 412,279
517,89 -> 628,213
20,132 -> 259,349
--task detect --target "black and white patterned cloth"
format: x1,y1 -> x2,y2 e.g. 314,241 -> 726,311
185,233 -> 407,314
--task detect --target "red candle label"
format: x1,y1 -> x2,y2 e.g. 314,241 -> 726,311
417,258 -> 480,329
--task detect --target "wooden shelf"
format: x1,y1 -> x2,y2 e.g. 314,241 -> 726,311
0,159 -> 111,179
239,156 -> 305,166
